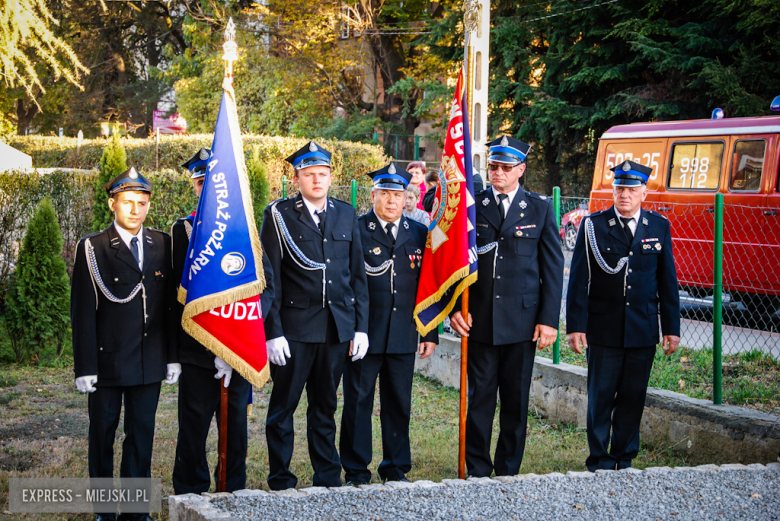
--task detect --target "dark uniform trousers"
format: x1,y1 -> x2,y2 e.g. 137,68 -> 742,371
461,187 -> 564,478
340,212 -> 435,483
261,195 -> 369,491
71,225 -> 177,484
170,216 -> 279,494
566,206 -> 680,472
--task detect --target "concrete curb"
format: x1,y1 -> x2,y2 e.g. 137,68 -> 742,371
168,462 -> 780,520
416,334 -> 780,463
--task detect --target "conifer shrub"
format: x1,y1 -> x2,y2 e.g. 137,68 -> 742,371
4,198 -> 71,363
92,131 -> 128,232
247,145 -> 270,229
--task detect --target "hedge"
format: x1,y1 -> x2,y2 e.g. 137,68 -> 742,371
5,134 -> 388,193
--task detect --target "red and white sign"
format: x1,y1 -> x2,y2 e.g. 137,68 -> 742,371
153,110 -> 187,134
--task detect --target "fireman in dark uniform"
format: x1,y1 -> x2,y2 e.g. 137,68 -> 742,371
340,164 -> 438,485
260,141 -> 370,490
171,148 -> 279,493
450,136 -> 564,477
71,168 -> 178,521
567,159 -> 680,471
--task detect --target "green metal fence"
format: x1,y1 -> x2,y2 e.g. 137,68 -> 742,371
548,188 -> 780,410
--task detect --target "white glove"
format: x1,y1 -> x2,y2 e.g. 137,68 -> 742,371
214,357 -> 233,388
165,363 -> 182,384
76,375 -> 98,393
351,332 -> 369,362
267,336 -> 291,366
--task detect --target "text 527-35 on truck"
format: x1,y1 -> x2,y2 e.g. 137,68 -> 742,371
587,97 -> 780,318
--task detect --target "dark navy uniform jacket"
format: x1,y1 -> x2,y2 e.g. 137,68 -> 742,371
358,210 -> 437,355
260,194 -> 369,344
566,206 -> 681,348
171,215 -> 279,369
71,225 -> 178,386
457,186 -> 564,345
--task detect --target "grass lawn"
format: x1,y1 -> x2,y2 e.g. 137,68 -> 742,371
1,365 -> 700,520
538,343 -> 780,414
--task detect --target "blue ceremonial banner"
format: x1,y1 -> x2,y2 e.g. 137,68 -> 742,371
179,87 -> 269,387
413,69 -> 478,335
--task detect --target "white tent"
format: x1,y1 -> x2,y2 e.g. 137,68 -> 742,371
0,142 -> 33,171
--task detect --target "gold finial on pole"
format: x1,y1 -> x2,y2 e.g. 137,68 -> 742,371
223,17 -> 238,80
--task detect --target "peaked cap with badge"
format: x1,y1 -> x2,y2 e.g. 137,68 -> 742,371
104,167 -> 152,195
611,160 -> 652,187
366,163 -> 412,191
285,141 -> 332,170
487,135 -> 531,165
181,148 -> 212,179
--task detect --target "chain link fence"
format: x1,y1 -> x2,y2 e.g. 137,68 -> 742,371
546,194 -> 780,411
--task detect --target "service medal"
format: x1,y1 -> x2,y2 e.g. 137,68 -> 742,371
372,247 -> 382,255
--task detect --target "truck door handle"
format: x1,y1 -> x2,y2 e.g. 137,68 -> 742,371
764,210 -> 779,216
658,206 -> 672,212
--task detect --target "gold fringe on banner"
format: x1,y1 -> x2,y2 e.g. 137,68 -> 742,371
413,268 -> 478,337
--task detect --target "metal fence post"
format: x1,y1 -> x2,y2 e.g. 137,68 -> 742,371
351,179 -> 357,208
414,135 -> 420,160
552,186 -> 561,364
373,131 -> 378,141
395,135 -> 399,159
713,193 -> 724,404
282,175 -> 287,199
438,323 -> 444,335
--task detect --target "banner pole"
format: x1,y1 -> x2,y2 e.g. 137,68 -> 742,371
459,288 -> 469,479
217,379 -> 228,491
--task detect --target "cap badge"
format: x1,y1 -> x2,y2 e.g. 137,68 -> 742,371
388,163 -> 397,174
199,149 -> 209,160
622,162 -> 631,171
309,142 -> 318,152
129,169 -> 138,179
500,135 -> 509,147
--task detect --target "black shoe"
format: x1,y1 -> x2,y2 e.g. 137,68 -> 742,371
399,477 -> 410,482
95,515 -> 116,521
345,480 -> 368,487
118,514 -> 153,521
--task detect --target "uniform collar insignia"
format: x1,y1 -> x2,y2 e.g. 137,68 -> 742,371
608,218 -> 616,226
403,220 -> 409,229
642,217 -> 649,225
145,235 -> 153,243
482,198 -> 490,206
519,200 -> 527,209
328,199 -> 334,208
368,221 -> 376,230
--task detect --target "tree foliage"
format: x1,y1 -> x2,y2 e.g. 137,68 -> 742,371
4,198 -> 71,362
92,130 -> 127,232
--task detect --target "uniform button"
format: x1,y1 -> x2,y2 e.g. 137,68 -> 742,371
328,280 -> 332,284
499,256 -> 503,260
114,277 -> 119,282
497,276 -> 501,279
393,255 -> 396,258
393,307 -> 397,312
100,347 -> 103,351
627,285 -> 632,289
144,333 -> 147,336
496,295 -> 500,299
394,290 -> 397,294
326,259 -> 331,263
323,238 -> 328,243
142,276 -> 145,280
626,302 -> 630,306
629,269 -> 633,273
500,237 -> 504,241
629,252 -> 633,256
328,300 -> 332,304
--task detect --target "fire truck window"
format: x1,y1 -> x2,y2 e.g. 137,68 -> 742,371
730,140 -> 765,192
668,142 -> 723,190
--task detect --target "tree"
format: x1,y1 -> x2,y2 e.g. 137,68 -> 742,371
486,0 -> 780,195
0,0 -> 88,109
92,130 -> 127,232
247,146 -> 270,230
4,198 -> 71,362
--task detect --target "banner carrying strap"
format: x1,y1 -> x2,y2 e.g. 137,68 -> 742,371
583,218 -> 629,296
271,201 -> 327,307
84,238 -> 148,322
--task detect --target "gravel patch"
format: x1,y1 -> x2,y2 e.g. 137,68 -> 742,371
202,465 -> 780,521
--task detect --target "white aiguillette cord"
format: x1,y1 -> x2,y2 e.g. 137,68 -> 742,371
85,238 -> 148,323
584,218 -> 629,296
